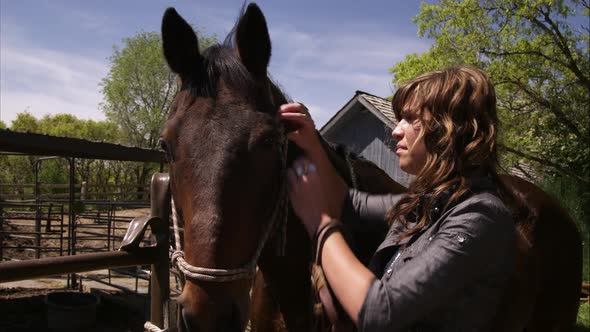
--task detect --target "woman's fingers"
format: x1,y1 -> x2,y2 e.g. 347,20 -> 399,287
280,112 -> 315,133
279,103 -> 315,132
279,102 -> 308,114
287,156 -> 324,237
291,157 -> 316,178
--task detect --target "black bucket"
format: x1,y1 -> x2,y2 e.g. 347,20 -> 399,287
45,291 -> 100,330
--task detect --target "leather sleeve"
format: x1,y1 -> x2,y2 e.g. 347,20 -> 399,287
340,188 -> 403,234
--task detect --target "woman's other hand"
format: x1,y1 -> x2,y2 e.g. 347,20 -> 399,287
278,103 -> 323,161
287,156 -> 334,238
279,102 -> 349,223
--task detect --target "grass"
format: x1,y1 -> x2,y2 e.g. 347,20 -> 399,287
575,301 -> 589,331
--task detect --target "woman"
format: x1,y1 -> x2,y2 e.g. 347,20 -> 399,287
279,65 -> 516,331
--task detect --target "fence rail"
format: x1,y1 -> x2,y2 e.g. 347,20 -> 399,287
0,173 -> 171,331
0,182 -> 150,201
0,248 -> 158,283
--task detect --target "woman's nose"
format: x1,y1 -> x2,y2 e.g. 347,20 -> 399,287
392,121 -> 404,140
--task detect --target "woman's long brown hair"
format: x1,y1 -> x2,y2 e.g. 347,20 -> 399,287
388,65 -> 501,237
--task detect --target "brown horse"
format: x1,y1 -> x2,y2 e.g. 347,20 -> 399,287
159,4 -> 582,331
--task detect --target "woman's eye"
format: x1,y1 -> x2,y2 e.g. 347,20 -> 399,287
403,113 -> 415,121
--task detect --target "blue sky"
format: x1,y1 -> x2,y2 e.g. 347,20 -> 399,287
0,0 -> 431,128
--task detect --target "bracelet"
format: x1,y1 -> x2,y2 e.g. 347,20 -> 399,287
313,219 -> 343,266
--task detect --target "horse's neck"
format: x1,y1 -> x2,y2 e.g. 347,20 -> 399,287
256,214 -> 312,331
254,138 -> 356,331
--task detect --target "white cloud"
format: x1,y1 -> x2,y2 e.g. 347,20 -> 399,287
0,38 -> 108,126
0,4 -> 431,130
270,24 -> 428,78
267,24 -> 429,127
305,103 -> 332,130
53,4 -> 117,38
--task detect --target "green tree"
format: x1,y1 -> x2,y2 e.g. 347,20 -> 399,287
390,0 -> 589,184
11,112 -> 40,133
100,30 -> 215,190
0,120 -> 6,129
4,112 -> 42,186
100,30 -> 216,149
0,113 -> 126,198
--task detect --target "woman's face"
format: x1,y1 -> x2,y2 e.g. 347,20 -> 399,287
392,104 -> 428,175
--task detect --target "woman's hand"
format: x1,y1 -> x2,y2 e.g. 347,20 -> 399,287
279,102 -> 349,230
287,156 -> 334,238
278,103 -> 323,161
288,157 -> 375,326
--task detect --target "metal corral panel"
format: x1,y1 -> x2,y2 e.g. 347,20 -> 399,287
323,109 -> 412,187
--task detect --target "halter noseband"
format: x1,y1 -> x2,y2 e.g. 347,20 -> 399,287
170,133 -> 289,283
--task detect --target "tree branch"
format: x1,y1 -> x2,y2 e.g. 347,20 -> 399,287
499,143 -> 589,184
502,78 -> 583,137
529,9 -> 590,92
481,48 -> 572,72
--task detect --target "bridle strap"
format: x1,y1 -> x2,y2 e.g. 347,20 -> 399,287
170,136 -> 288,282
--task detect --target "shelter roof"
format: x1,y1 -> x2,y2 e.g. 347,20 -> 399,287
0,129 -> 165,163
320,90 -> 397,135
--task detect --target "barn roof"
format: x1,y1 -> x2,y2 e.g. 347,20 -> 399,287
357,92 -> 396,123
320,91 -> 397,135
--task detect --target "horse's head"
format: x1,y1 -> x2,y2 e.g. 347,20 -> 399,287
160,4 -> 288,331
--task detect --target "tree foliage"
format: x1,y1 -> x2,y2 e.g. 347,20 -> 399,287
391,0 -> 589,184
100,31 -> 216,149
0,113 -> 136,196
3,28 -> 218,197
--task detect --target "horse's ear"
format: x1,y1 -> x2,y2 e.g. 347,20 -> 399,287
161,7 -> 201,77
236,3 -> 271,80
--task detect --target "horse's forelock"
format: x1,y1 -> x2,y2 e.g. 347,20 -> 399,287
182,44 -> 255,100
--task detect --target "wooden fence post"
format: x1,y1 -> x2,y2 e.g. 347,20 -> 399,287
81,182 -> 87,201
46,203 -> 53,232
0,205 -> 4,262
35,205 -> 42,259
149,173 -> 170,330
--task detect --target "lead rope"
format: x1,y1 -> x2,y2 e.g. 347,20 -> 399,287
143,202 -> 181,332
310,146 -> 358,332
170,198 -> 185,288
144,322 -> 167,332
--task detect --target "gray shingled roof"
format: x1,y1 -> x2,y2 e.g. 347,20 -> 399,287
357,91 -> 397,124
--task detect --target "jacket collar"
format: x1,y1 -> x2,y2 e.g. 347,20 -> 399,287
379,169 -> 497,248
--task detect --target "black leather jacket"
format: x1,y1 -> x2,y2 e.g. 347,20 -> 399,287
341,174 -> 515,332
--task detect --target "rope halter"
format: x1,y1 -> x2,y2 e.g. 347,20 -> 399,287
170,132 -> 289,283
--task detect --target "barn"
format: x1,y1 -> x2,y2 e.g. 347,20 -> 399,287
320,91 -> 413,188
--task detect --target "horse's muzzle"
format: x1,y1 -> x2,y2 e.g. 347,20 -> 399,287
179,300 -> 244,332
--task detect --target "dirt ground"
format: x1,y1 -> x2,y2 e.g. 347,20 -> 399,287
0,286 -> 147,332
1,207 -> 151,261
0,207 -> 174,332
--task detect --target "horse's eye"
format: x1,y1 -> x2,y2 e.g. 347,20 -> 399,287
159,139 -> 173,162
